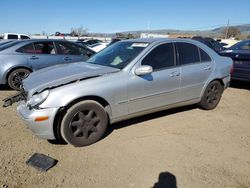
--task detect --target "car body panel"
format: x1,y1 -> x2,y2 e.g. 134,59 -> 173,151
12,38 -> 232,140
127,65 -> 181,114
180,61 -> 214,100
23,62 -> 120,96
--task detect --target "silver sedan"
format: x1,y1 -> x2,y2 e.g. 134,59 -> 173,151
0,39 -> 95,90
4,38 -> 233,147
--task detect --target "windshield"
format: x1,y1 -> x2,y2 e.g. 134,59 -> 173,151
87,41 -> 149,69
229,40 -> 250,50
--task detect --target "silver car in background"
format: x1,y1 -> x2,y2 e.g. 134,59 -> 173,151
0,39 -> 95,90
4,38 -> 233,147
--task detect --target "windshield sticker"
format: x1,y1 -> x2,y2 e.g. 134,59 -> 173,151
131,43 -> 149,48
110,56 -> 123,65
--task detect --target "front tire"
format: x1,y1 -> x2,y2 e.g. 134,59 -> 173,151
199,80 -> 223,110
7,68 -> 31,90
60,100 -> 108,147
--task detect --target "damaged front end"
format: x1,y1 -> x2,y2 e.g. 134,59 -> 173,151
3,88 -> 28,107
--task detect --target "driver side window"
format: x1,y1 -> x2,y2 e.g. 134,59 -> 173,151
141,43 -> 175,71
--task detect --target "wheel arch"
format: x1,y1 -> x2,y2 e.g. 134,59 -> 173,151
52,95 -> 111,141
200,78 -> 225,99
5,66 -> 33,82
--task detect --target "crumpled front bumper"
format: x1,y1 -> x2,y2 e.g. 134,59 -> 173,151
17,101 -> 59,140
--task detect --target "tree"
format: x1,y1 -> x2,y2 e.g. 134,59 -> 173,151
222,26 -> 241,38
70,26 -> 88,37
116,33 -> 135,39
116,33 -> 126,39
127,33 -> 135,39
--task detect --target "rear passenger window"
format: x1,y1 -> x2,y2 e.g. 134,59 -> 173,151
16,43 -> 35,53
141,43 -> 175,70
56,42 -> 81,55
199,48 -> 211,62
176,43 -> 200,65
21,35 -> 30,39
33,42 -> 56,54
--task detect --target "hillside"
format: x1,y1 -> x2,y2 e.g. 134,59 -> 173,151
89,24 -> 250,38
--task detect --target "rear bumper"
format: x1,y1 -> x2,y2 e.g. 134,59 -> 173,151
222,75 -> 231,88
232,76 -> 250,82
232,65 -> 250,82
17,101 -> 59,140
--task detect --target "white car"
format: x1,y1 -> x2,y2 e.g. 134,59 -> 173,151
89,42 -> 109,52
1,33 -> 30,40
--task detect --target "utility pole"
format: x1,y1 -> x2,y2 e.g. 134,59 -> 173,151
147,21 -> 151,38
225,19 -> 230,39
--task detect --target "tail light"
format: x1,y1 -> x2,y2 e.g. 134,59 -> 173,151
230,65 -> 234,74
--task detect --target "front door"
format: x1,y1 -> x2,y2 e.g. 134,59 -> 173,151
128,43 -> 181,114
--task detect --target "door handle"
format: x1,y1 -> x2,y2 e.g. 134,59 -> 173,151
203,65 -> 211,71
30,56 -> 39,60
64,57 -> 72,61
170,71 -> 180,77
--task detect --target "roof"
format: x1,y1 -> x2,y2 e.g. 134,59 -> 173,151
11,39 -> 76,43
125,37 -> 199,44
3,33 -> 30,36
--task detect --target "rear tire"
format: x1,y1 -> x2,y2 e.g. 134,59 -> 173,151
7,68 -> 31,90
60,100 -> 108,147
199,80 -> 223,110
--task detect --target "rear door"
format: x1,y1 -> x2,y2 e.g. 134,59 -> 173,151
55,41 -> 91,63
176,42 -> 214,101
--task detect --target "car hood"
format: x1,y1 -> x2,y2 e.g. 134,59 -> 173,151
23,62 -> 120,95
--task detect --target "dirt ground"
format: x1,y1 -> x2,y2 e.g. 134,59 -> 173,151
0,81 -> 249,188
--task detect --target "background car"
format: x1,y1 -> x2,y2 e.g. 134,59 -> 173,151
6,38 -> 233,147
88,42 -> 108,52
1,33 -> 30,40
108,38 -> 121,46
0,39 -> 95,90
78,39 -> 104,46
192,36 -> 225,53
220,39 -> 250,82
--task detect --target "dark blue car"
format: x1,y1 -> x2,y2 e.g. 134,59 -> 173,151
220,40 -> 250,82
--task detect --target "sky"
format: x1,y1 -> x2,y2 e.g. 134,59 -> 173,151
1,0 -> 250,34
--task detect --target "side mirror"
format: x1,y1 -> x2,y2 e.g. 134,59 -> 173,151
135,65 -> 153,76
